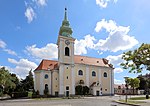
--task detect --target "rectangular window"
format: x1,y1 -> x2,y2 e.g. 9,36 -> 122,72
55,92 -> 58,96
66,86 -> 69,90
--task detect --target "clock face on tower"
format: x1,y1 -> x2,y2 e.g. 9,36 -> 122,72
65,40 -> 70,45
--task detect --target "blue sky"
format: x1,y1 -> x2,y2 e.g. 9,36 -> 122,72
0,0 -> 150,83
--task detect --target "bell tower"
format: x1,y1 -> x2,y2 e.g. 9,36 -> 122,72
57,8 -> 75,96
57,8 -> 75,65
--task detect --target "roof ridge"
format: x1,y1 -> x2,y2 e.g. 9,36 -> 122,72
42,59 -> 58,62
74,55 -> 104,60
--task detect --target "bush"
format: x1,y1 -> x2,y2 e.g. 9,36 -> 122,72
75,85 -> 83,95
146,94 -> 149,99
44,89 -> 49,95
12,92 -> 28,98
75,85 -> 89,95
32,90 -> 40,98
0,88 -> 3,96
36,90 -> 39,95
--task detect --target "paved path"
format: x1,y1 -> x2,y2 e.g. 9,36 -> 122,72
0,95 -> 150,106
0,97 -> 127,106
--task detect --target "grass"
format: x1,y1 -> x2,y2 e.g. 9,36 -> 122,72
129,96 -> 150,100
34,97 -> 63,100
119,99 -> 146,104
28,92 -> 33,98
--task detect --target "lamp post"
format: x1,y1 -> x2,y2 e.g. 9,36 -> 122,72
124,77 -> 129,103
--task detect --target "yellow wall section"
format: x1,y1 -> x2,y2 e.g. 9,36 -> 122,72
74,64 -> 86,85
52,71 -> 59,95
101,69 -> 111,94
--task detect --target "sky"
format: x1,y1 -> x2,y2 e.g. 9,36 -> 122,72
0,0 -> 150,83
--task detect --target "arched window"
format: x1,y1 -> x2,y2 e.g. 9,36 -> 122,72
92,71 -> 96,76
65,47 -> 70,56
104,72 -> 107,77
78,70 -> 83,75
45,74 -> 48,79
45,84 -> 48,89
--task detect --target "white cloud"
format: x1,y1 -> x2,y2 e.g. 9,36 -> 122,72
97,51 -> 103,55
96,0 -> 117,8
26,35 -> 95,59
95,19 -> 117,33
8,58 -> 37,78
25,6 -> 36,23
94,19 -> 139,52
106,54 -> 123,66
3,49 -> 17,56
114,67 -> 123,73
0,39 -> 6,48
35,0 -> 47,6
26,43 -> 58,59
114,79 -> 124,84
0,39 -> 17,56
74,34 -> 95,55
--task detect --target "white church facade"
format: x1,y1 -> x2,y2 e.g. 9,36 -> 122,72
34,8 -> 114,96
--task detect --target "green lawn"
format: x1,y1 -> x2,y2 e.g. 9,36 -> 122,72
28,92 -> 33,97
34,98 -> 63,100
119,99 -> 145,104
129,96 -> 150,100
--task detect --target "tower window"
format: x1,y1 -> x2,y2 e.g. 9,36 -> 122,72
92,71 -> 96,77
78,70 -> 83,75
104,72 -> 107,77
65,47 -> 70,56
66,86 -> 69,90
45,74 -> 48,79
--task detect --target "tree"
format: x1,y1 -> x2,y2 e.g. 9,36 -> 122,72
0,67 -> 17,96
121,43 -> 150,73
138,76 -> 147,90
127,78 -> 140,95
75,85 -> 89,95
83,86 -> 89,95
75,85 -> 83,95
21,70 -> 34,91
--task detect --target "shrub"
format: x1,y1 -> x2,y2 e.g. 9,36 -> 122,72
13,92 -> 28,98
36,90 -> 39,95
44,89 -> 49,95
146,94 -> 149,99
75,85 -> 83,95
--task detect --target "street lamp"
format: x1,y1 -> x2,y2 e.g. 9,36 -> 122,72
124,77 -> 129,103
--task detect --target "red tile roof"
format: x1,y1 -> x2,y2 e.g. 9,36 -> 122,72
35,59 -> 58,71
35,55 -> 113,71
74,55 -> 111,67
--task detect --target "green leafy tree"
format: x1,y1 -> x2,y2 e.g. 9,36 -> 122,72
121,43 -> 150,73
127,78 -> 140,95
138,76 -> 147,90
121,43 -> 150,97
75,85 -> 83,95
21,70 -> 34,91
75,85 -> 89,95
83,86 -> 89,95
0,67 -> 16,96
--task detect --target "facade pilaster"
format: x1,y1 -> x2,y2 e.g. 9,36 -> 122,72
71,66 -> 75,95
59,64 -> 64,96
86,65 -> 89,87
40,71 -> 44,95
48,71 -> 51,95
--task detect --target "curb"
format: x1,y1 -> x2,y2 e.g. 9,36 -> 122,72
112,100 -> 141,106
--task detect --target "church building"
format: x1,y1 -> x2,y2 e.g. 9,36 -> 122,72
34,8 -> 114,96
